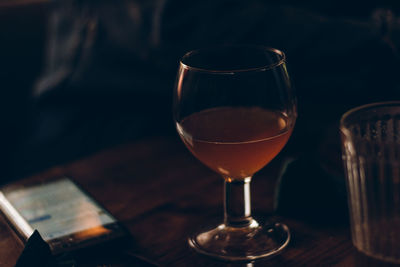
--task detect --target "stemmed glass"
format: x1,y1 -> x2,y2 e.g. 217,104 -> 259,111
173,45 -> 297,261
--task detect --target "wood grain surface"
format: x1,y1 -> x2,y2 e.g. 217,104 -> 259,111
1,135 -> 399,266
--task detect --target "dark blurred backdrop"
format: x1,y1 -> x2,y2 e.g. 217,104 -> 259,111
1,0 -> 399,183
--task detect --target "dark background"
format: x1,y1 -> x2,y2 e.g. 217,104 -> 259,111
1,0 -> 399,184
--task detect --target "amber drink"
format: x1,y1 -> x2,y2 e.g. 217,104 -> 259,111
177,107 -> 292,179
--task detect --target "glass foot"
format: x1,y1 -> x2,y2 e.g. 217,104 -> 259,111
188,219 -> 290,261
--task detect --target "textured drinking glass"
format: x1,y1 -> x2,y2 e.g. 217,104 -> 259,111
173,45 -> 297,261
341,102 -> 400,263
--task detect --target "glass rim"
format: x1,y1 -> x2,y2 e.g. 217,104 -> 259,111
179,45 -> 286,74
340,101 -> 400,132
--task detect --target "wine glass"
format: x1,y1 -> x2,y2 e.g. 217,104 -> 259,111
173,45 -> 297,261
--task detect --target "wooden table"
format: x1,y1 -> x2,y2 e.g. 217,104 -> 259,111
0,135 -> 399,266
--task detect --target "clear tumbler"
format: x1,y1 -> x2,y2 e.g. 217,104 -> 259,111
340,101 -> 400,263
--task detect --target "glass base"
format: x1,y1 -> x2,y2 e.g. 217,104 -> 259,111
188,219 -> 290,261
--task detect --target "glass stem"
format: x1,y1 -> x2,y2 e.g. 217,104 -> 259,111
224,177 -> 255,227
